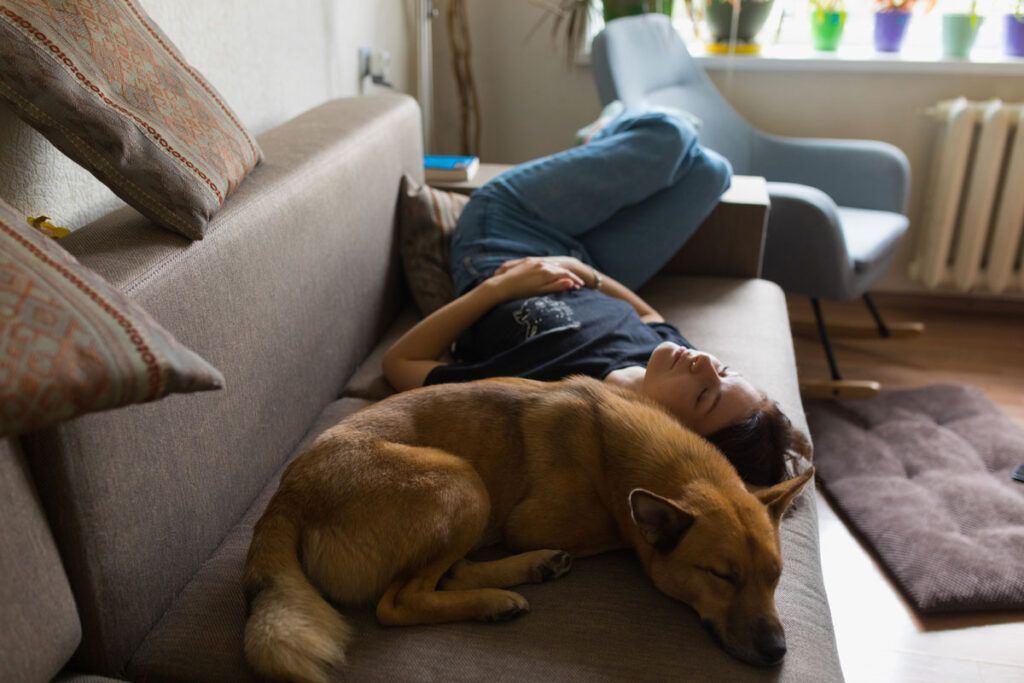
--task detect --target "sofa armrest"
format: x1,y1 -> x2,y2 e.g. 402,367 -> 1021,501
657,175 -> 769,279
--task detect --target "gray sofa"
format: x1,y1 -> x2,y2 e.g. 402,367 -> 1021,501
0,94 -> 843,682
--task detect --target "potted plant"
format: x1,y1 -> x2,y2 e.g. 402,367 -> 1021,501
527,0 -> 673,63
703,0 -> 777,53
873,0 -> 933,52
943,0 -> 985,58
810,0 -> 847,50
603,0 -> 675,21
1005,0 -> 1024,55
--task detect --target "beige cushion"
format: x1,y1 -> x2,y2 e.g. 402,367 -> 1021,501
398,175 -> 468,315
131,335 -> 841,682
343,308 -> 420,401
0,1 -> 262,239
0,199 -> 223,438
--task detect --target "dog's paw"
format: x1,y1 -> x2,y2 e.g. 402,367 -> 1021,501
531,550 -> 573,583
483,593 -> 530,623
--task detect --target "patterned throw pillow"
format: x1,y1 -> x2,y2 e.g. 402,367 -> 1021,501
398,175 -> 469,316
0,198 -> 224,438
0,0 -> 262,240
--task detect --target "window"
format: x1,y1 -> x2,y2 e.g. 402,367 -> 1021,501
585,0 -> 1018,64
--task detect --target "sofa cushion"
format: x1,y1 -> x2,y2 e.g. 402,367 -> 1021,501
343,307 -> 420,401
0,438 -> 81,682
21,95 -> 422,675
398,175 -> 468,316
0,198 -> 223,438
128,397 -> 371,682
0,0 -> 262,239
129,398 -> 840,683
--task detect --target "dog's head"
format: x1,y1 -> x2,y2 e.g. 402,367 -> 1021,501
628,467 -> 814,666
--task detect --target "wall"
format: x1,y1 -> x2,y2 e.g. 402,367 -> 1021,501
0,0 -> 417,229
431,1 -> 1024,295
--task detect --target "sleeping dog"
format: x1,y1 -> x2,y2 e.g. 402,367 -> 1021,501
243,376 -> 813,682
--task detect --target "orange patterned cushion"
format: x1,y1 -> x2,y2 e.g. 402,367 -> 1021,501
0,0 -> 262,240
397,175 -> 469,316
0,198 -> 223,438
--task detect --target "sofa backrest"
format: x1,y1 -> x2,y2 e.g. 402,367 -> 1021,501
19,95 -> 422,675
0,437 -> 81,682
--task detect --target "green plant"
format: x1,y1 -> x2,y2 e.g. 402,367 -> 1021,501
942,0 -> 981,15
874,0 -> 936,10
526,0 -> 598,63
526,0 -> 673,63
809,0 -> 844,12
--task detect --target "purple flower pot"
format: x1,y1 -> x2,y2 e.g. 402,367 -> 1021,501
874,10 -> 912,53
1006,14 -> 1024,57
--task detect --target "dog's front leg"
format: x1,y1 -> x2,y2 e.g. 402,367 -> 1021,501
440,550 -> 573,590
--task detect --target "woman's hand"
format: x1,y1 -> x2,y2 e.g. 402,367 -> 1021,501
484,258 -> 584,302
495,255 -> 591,284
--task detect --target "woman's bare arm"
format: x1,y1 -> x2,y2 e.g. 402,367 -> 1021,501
591,270 -> 664,323
382,260 -> 585,391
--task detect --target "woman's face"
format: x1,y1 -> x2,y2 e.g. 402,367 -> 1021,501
642,342 -> 762,436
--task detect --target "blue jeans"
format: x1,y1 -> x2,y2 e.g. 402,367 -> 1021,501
449,111 -> 732,296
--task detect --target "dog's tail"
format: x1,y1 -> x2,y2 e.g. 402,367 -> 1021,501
243,498 -> 352,683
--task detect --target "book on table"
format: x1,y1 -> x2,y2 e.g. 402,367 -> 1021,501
424,155 -> 480,182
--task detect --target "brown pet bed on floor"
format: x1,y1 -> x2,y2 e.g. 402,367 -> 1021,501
806,384 -> 1024,613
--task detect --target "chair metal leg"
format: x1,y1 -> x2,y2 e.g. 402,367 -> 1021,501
810,297 -> 842,381
862,292 -> 891,339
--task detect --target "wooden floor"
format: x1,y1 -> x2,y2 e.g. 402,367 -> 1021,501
788,294 -> 1024,683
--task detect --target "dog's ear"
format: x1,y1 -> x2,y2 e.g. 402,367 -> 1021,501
628,489 -> 695,554
755,466 -> 815,527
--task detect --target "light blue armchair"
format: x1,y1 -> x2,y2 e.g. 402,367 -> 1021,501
592,15 -> 917,397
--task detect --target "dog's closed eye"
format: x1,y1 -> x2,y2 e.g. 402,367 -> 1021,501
699,566 -> 737,585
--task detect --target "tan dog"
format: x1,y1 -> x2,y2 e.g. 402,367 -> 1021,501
243,376 -> 813,682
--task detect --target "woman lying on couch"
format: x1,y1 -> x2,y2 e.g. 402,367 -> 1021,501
383,109 -> 808,486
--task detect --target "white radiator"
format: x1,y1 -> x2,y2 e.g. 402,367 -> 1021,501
911,98 -> 1024,294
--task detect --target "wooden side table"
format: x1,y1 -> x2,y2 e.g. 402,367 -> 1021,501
430,166 -> 770,280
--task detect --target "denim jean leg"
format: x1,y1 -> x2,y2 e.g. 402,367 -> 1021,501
449,111 -> 714,295
449,192 -> 587,296
578,147 -> 733,291
492,112 -> 703,238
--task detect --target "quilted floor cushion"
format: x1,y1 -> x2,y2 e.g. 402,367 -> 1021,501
130,407 -> 841,681
807,384 -> 1024,613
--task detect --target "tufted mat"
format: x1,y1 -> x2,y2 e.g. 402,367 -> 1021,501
806,384 -> 1024,613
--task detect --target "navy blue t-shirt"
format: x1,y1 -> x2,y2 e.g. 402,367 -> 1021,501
424,288 -> 691,386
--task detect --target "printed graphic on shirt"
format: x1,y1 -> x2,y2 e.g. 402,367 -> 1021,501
513,296 -> 581,339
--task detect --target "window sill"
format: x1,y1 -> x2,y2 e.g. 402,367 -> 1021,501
693,44 -> 1024,76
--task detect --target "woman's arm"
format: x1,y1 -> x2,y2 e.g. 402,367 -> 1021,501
590,270 -> 664,323
382,260 -> 585,391
495,256 -> 664,323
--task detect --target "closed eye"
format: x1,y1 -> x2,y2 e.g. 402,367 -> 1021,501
718,365 -> 730,377
700,567 -> 736,584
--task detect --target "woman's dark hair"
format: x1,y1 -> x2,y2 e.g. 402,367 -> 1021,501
705,398 -> 812,487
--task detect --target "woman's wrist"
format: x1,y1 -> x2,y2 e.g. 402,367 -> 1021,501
477,277 -> 510,306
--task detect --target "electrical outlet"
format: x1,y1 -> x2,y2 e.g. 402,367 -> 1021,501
358,47 -> 393,88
